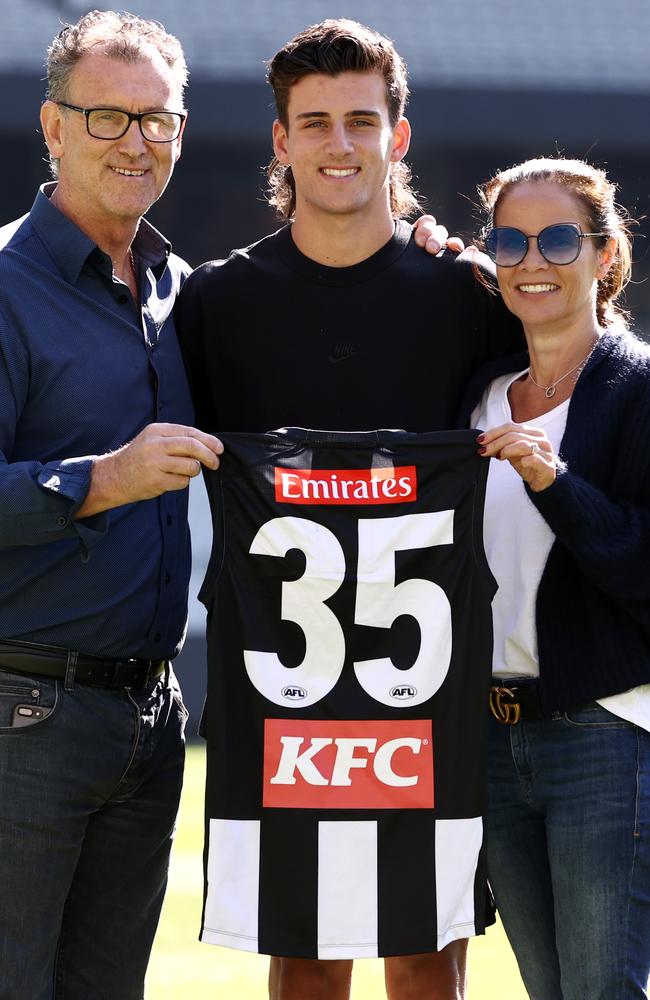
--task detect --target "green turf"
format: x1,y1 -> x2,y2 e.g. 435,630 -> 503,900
146,744 -> 527,999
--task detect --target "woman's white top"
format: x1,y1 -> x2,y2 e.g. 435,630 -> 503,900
473,370 -> 650,732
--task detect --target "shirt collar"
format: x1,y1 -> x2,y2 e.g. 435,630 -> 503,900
29,182 -> 172,284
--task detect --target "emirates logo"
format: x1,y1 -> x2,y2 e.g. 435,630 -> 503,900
274,466 -> 417,505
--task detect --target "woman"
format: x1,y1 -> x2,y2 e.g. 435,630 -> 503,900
468,158 -> 650,999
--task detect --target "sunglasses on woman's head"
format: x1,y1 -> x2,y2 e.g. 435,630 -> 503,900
484,223 -> 605,267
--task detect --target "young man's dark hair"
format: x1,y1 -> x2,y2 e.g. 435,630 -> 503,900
266,19 -> 421,220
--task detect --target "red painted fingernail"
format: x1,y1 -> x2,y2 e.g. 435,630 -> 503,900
476,434 -> 485,444
477,446 -> 487,455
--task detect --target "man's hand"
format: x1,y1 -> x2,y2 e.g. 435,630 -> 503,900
412,214 -> 466,255
76,423 -> 224,518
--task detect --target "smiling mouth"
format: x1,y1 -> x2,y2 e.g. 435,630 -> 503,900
518,283 -> 559,294
110,166 -> 147,177
320,167 -> 360,178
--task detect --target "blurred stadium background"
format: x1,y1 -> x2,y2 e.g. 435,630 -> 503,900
1,0 -> 648,725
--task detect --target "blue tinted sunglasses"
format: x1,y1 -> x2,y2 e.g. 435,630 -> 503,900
484,223 -> 605,267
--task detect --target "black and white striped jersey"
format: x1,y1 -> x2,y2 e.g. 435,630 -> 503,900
199,427 -> 495,959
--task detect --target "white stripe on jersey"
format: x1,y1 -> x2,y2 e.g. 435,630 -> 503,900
317,821 -> 379,959
202,816 -> 483,957
435,817 -> 483,950
202,818 -> 260,952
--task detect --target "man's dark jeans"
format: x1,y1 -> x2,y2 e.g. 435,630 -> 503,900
0,665 -> 187,999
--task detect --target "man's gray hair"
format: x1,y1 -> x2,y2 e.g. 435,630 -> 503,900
46,9 -> 188,102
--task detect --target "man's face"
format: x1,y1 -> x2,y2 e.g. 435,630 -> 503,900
272,70 -> 409,223
41,48 -> 184,230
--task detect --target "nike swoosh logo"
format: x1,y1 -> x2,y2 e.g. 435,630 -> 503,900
329,343 -> 359,364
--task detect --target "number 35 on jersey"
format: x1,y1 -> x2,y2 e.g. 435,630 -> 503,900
200,427 -> 494,727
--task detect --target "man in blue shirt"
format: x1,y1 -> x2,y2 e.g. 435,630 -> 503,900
0,11 -> 221,999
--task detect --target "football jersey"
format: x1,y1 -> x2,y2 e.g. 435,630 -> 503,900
199,427 -> 496,959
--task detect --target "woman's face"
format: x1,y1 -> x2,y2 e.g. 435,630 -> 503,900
493,180 -> 613,337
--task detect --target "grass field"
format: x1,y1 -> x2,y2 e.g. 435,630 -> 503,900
147,744 -> 527,999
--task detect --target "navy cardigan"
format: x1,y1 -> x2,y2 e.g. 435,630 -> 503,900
460,330 -> 650,712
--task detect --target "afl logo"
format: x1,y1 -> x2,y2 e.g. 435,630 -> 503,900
282,686 -> 308,701
390,685 -> 417,700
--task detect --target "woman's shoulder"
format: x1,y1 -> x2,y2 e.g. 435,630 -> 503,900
585,331 -> 650,421
597,328 -> 650,374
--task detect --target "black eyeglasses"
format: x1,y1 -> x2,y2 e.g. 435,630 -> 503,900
56,102 -> 186,142
484,223 -> 605,267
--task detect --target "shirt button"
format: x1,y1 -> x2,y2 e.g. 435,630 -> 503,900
164,573 -> 171,584
153,632 -> 161,643
57,515 -> 67,526
166,514 -> 173,526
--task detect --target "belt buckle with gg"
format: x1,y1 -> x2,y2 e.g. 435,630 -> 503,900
489,686 -> 522,725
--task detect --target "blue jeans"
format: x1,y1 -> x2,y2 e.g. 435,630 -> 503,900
0,665 -> 187,1000
488,704 -> 650,999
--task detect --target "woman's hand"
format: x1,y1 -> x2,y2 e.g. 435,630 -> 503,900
477,423 -> 557,492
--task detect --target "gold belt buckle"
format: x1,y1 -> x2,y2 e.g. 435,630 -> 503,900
489,686 -> 521,725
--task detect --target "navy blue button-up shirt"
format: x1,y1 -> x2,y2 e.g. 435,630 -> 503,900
0,184 -> 194,659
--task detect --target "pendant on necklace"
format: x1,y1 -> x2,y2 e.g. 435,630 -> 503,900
544,386 -> 556,399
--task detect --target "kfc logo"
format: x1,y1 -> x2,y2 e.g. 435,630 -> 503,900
274,466 -> 417,505
263,719 -> 434,809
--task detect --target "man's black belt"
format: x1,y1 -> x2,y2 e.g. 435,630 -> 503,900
0,638 -> 165,690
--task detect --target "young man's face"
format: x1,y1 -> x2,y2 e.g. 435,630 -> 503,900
272,70 -> 410,225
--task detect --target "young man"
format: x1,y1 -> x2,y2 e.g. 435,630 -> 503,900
0,12 -> 221,999
177,19 -> 521,1000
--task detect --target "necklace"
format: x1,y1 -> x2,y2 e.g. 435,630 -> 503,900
528,342 -> 597,398
111,249 -> 136,281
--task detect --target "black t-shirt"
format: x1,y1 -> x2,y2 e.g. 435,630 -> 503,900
176,220 -> 522,434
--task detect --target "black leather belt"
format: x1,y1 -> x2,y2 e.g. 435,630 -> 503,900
489,683 -> 598,725
0,639 -> 165,690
